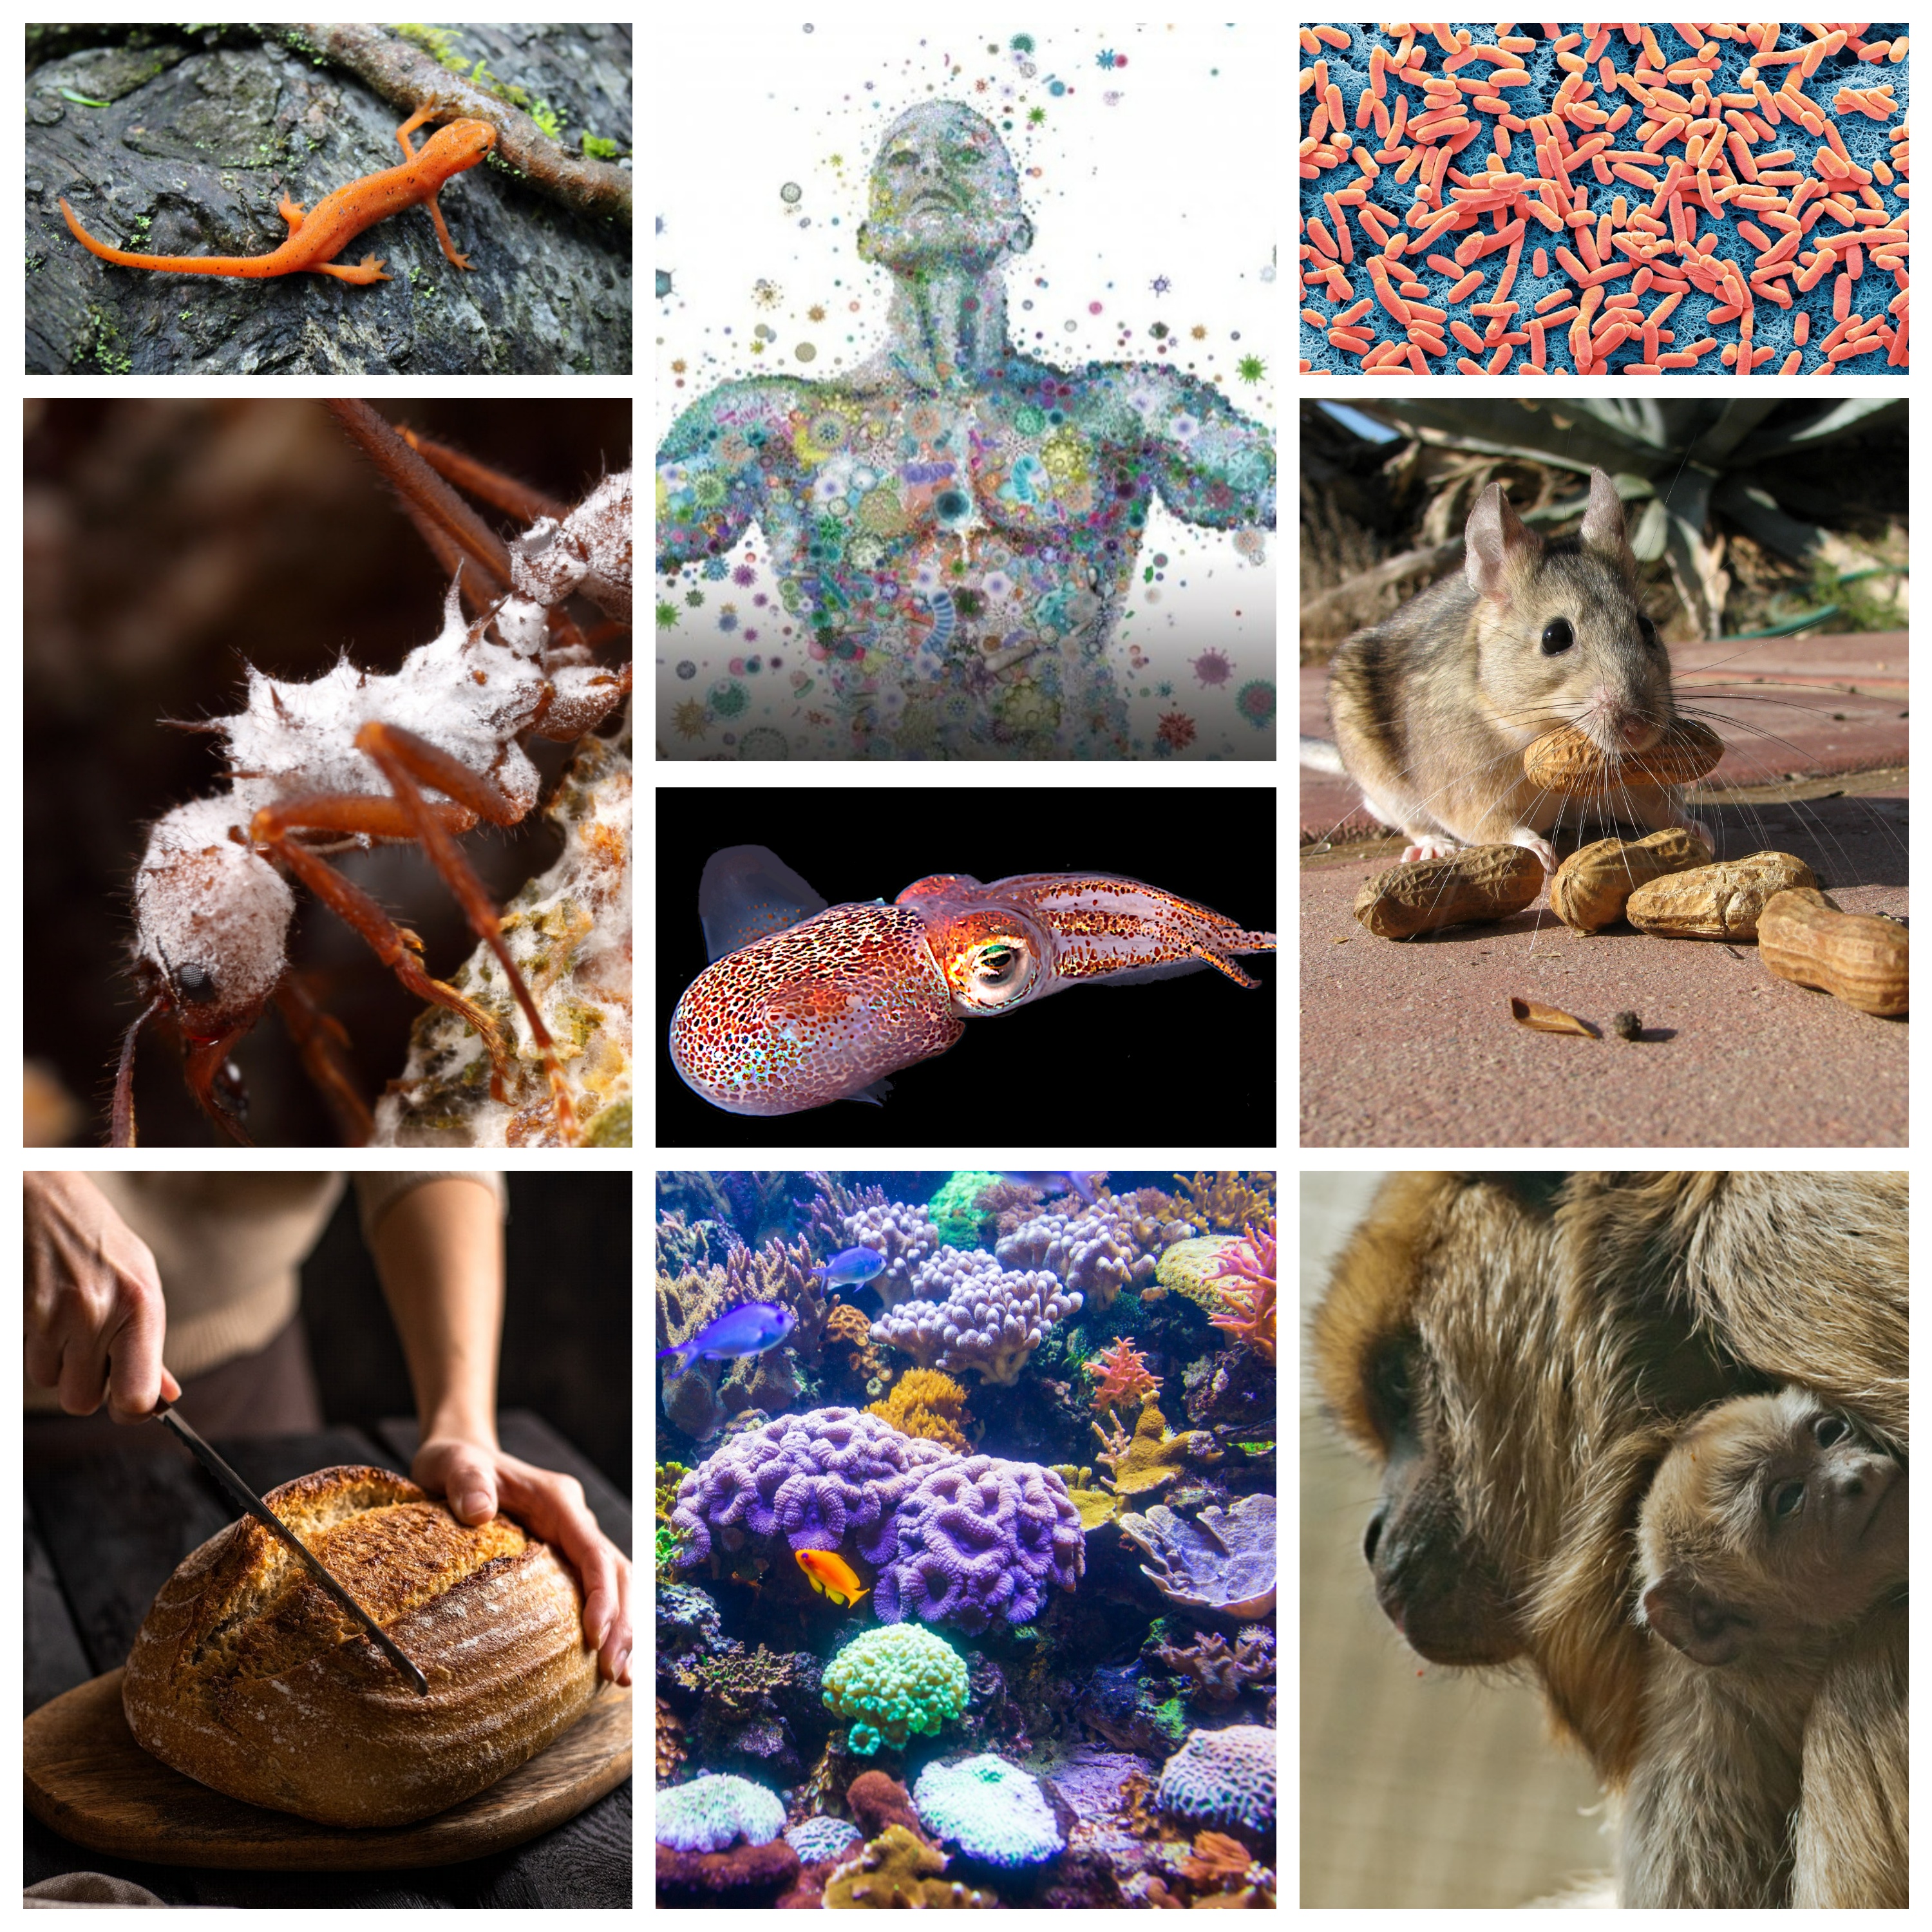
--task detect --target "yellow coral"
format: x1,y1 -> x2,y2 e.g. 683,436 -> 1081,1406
867,1368 -> 974,1453
828,1302 -> 888,1385
1173,1171 -> 1276,1233
1050,1463 -> 1124,1531
1155,1236 -> 1245,1309
1093,1399 -> 1215,1499
825,1826 -> 990,1908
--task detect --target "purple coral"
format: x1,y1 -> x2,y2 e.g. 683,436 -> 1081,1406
1117,1493 -> 1276,1619
875,1456 -> 1087,1631
671,1406 -> 1084,1634
996,1197 -> 1196,1311
871,1249 -> 1081,1385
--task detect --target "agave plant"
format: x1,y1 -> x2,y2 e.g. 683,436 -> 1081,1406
1337,399 -> 1903,639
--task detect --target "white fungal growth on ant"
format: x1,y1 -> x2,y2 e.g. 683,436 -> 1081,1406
114,437 -> 634,1150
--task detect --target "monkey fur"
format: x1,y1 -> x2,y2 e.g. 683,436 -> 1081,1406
1312,1172 -> 1907,1903
1620,1388 -> 1908,1907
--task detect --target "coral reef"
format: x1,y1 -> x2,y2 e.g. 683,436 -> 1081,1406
1152,1236 -> 1245,1311
1206,1220 -> 1276,1365
873,1247 -> 1081,1386
1119,1495 -> 1277,1620
723,1231 -> 829,1368
1084,1337 -> 1160,1415
1155,1726 -> 1276,1834
657,1263 -> 733,1442
927,1170 -> 1005,1246
802,1186 -> 940,1308
374,714 -> 631,1148
824,1624 -> 971,1754
654,1770 -> 786,1852
656,1581 -> 724,1693
1171,1171 -> 1276,1235
657,1839 -> 802,1905
868,1368 -> 975,1454
824,1825 -> 991,1908
671,1407 -> 1085,1634
1093,1401 -> 1218,1500
914,1754 -> 1065,1868
996,1195 -> 1195,1312
1077,1664 -> 1188,1758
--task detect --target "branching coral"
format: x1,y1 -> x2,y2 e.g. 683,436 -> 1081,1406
1171,1171 -> 1276,1233
1093,1400 -> 1217,1499
1152,1236 -> 1244,1311
1150,1629 -> 1275,1706
658,1696 -> 686,1781
1207,1220 -> 1276,1366
1084,1338 -> 1160,1415
658,1264 -> 732,1441
872,1247 -> 1081,1385
696,1642 -> 800,1718
868,1368 -> 974,1454
824,1825 -> 990,1909
724,1232 -> 828,1365
1049,1464 -> 1122,1531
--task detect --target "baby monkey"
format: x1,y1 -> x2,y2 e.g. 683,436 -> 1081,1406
1620,1385 -> 1908,1907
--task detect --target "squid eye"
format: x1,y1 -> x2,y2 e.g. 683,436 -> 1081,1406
973,944 -> 1021,986
956,936 -> 1037,1009
1540,618 -> 1575,655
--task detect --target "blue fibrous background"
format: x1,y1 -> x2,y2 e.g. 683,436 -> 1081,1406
1300,23 -> 1909,375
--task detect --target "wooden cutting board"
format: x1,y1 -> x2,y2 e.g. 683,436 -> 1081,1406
24,1668 -> 631,1870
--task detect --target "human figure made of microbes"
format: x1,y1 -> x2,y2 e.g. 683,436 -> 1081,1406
656,102 -> 1276,760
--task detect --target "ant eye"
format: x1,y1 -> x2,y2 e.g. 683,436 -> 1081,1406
1540,618 -> 1575,655
1772,1480 -> 1806,1519
175,963 -> 217,1003
1814,1415 -> 1850,1448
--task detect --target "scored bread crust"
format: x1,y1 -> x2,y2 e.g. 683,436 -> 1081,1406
122,1464 -> 599,1827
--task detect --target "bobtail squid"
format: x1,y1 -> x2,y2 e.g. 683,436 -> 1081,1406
670,846 -> 1276,1116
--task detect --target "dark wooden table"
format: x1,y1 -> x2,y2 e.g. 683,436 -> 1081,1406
24,1410 -> 632,1906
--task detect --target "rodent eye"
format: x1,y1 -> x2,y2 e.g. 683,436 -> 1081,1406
1540,618 -> 1575,655
1638,614 -> 1662,649
1772,1480 -> 1806,1520
1813,1414 -> 1850,1449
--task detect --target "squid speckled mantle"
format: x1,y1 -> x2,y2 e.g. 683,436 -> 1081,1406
670,850 -> 1276,1116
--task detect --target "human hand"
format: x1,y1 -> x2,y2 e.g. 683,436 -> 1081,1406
412,1436 -> 632,1685
24,1173 -> 181,1423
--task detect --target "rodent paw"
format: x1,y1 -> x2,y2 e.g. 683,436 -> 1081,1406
1401,838 -> 1463,864
1512,832 -> 1560,876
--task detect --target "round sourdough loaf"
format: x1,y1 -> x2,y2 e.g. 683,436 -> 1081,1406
122,1464 -> 599,1826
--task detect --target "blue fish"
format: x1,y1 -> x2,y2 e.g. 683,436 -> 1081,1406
1001,1171 -> 1106,1205
809,1246 -> 887,1291
657,1302 -> 797,1379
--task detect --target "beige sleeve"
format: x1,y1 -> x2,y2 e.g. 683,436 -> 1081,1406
354,1172 -> 507,1246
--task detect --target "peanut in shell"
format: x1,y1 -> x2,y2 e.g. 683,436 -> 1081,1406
1624,851 -> 1817,940
1549,828 -> 1714,933
1523,718 -> 1723,795
1354,843 -> 1545,940
1758,887 -> 1908,1018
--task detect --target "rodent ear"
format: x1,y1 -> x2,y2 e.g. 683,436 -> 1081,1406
1579,468 -> 1635,568
1463,482 -> 1537,603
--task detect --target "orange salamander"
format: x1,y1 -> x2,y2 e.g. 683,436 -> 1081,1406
59,108 -> 497,285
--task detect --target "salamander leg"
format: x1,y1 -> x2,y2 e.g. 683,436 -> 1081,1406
312,254 -> 390,284
276,196 -> 307,234
419,194 -> 473,271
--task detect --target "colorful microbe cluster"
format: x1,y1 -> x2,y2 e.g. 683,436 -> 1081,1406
1299,22 -> 1911,375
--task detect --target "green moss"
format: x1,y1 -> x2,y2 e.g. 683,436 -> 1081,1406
395,24 -> 470,72
529,99 -> 563,140
580,132 -> 620,160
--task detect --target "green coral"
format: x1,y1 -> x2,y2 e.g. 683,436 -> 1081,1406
926,1171 -> 1005,1247
656,1520 -> 687,1582
823,1624 -> 969,1755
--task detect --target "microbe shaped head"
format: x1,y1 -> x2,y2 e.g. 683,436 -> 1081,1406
858,101 -> 1032,273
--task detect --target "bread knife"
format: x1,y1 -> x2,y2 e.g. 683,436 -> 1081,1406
151,1401 -> 430,1696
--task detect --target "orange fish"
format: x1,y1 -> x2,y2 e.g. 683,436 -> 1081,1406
795,1547 -> 869,1608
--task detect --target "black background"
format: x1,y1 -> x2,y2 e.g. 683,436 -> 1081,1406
656,787 -> 1278,1148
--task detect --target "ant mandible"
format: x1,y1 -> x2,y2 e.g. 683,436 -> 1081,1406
111,400 -> 632,1148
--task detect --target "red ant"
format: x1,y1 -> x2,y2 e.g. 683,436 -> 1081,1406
111,400 -> 631,1147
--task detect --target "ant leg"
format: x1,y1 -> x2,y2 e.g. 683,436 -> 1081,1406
399,424 -> 567,524
249,795 -> 518,1106
354,722 -> 581,1144
273,975 -> 375,1146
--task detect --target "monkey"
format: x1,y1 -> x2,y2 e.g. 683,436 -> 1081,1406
1620,1387 -> 1908,1907
1311,1171 -> 1907,1903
